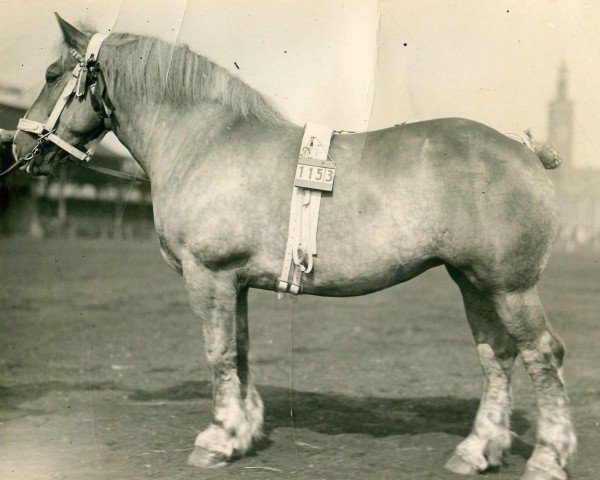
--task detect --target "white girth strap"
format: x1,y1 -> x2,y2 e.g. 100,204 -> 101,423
277,123 -> 334,298
17,33 -> 108,162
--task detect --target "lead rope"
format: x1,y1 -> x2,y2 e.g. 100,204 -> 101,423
0,158 -> 26,177
78,162 -> 149,182
0,128 -> 149,182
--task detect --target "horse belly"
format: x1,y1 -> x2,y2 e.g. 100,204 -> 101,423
287,201 -> 441,296
300,255 -> 443,297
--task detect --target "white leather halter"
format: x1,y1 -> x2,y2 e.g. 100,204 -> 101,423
17,33 -> 109,167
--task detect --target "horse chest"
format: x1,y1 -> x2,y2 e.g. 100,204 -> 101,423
155,206 -> 255,275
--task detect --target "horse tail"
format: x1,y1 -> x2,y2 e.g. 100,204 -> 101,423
524,130 -> 562,170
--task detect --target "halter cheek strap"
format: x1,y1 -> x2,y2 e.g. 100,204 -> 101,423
17,33 -> 109,163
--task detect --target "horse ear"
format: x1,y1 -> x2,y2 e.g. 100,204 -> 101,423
55,13 -> 89,52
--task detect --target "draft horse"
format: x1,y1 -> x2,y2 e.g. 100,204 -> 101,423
13,15 -> 575,480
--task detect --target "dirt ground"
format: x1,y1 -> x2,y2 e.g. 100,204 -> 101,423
0,237 -> 598,480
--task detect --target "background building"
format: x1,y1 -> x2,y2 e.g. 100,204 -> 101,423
547,63 -> 600,249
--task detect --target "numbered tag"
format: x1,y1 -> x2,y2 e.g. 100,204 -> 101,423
294,158 -> 336,192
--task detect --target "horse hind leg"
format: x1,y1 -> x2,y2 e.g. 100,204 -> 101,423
493,288 -> 576,480
445,267 -> 518,475
446,263 -> 576,480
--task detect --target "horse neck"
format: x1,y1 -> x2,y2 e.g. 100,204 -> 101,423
108,93 -> 239,185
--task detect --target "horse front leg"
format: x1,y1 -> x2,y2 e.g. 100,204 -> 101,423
183,263 -> 262,468
235,287 -> 265,444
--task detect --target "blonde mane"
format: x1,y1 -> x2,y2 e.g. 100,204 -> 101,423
99,33 -> 285,124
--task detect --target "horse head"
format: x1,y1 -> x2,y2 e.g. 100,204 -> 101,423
13,14 -> 110,176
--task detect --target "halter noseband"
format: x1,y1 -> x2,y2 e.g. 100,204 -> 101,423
17,33 -> 112,168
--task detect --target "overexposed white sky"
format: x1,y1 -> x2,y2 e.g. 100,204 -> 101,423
0,0 -> 599,168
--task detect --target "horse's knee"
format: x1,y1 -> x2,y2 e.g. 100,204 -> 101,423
539,329 -> 565,369
477,343 -> 512,384
519,330 -> 567,388
478,335 -> 517,378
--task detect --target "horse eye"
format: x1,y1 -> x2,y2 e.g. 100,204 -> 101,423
45,70 -> 61,84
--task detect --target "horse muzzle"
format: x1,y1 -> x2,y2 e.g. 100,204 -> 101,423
13,134 -> 67,176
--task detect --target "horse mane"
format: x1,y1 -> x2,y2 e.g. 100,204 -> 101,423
96,32 -> 285,124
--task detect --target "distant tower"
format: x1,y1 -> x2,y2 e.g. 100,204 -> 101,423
547,61 -> 574,170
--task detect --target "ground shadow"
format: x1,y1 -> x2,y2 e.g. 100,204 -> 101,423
0,379 -> 534,460
0,381 -> 119,417
128,380 -> 532,441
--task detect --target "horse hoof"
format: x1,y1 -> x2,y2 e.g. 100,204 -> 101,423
187,446 -> 228,469
444,452 -> 483,475
520,467 -> 567,480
